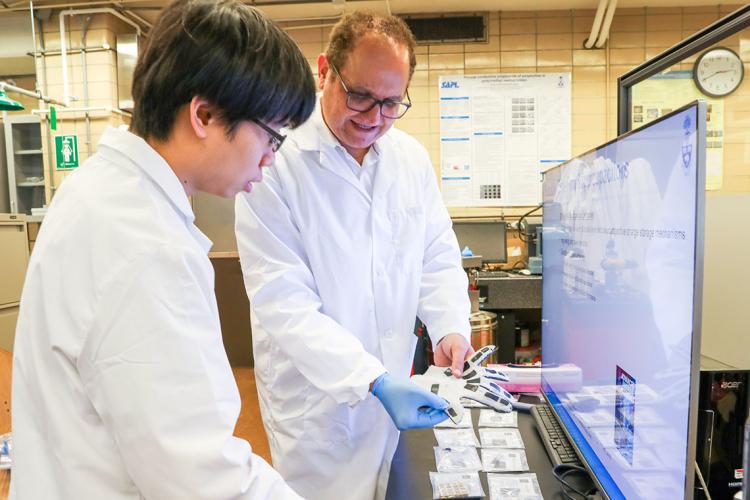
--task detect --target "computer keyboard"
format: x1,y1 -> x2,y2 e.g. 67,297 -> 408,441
531,404 -> 583,467
477,270 -> 509,278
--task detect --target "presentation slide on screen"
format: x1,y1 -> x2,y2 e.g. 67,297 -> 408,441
541,105 -> 700,499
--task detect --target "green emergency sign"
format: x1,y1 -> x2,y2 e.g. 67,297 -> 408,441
55,135 -> 79,170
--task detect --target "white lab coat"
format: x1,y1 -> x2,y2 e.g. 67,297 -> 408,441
11,128 -> 301,500
235,102 -> 470,500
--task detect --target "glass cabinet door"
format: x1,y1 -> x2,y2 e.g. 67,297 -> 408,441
3,115 -> 44,215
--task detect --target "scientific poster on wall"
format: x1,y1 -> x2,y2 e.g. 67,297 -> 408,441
438,73 -> 571,207
631,70 -> 723,190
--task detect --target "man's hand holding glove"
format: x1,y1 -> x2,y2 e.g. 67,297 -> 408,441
372,373 -> 449,430
412,345 -> 518,413
434,333 -> 474,378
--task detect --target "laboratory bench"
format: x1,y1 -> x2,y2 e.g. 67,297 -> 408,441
386,397 -> 576,500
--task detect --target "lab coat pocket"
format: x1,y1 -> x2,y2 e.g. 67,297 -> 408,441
388,206 -> 424,246
388,206 -> 425,272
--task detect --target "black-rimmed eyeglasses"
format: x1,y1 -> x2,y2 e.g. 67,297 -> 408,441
251,118 -> 286,153
330,64 -> 412,119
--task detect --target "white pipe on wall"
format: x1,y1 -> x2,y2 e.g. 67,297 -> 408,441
274,14 -> 341,23
59,7 -> 141,105
595,0 -> 618,48
59,11 -> 70,104
284,22 -> 336,31
123,9 -> 151,30
2,0 -> 152,13
29,0 -> 39,92
0,81 -> 66,106
584,0 -> 609,49
32,105 -> 131,116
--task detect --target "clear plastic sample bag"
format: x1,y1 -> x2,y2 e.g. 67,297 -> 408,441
478,409 -> 518,428
429,471 -> 485,499
487,473 -> 543,499
479,428 -> 524,448
434,446 -> 482,473
481,448 -> 530,473
436,410 -> 473,429
434,428 -> 480,448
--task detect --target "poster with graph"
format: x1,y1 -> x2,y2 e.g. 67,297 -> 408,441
438,73 -> 571,207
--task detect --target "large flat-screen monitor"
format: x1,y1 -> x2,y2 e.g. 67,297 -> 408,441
541,101 -> 706,499
452,219 -> 508,263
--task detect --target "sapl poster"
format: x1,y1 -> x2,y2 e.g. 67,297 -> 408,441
438,73 -> 571,207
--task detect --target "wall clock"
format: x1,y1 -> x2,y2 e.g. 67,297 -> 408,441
693,47 -> 744,98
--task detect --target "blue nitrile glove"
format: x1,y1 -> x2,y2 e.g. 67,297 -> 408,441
372,373 -> 449,430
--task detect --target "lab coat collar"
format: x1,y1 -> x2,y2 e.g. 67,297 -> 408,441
98,127 -> 195,222
97,128 -> 212,253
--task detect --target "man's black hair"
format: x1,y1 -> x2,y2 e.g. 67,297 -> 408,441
131,0 -> 315,140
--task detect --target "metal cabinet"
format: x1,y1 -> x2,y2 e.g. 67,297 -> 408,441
3,114 -> 45,215
0,213 -> 29,350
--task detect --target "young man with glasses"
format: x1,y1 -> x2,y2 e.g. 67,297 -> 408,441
11,1 -> 315,498
235,11 -> 472,500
